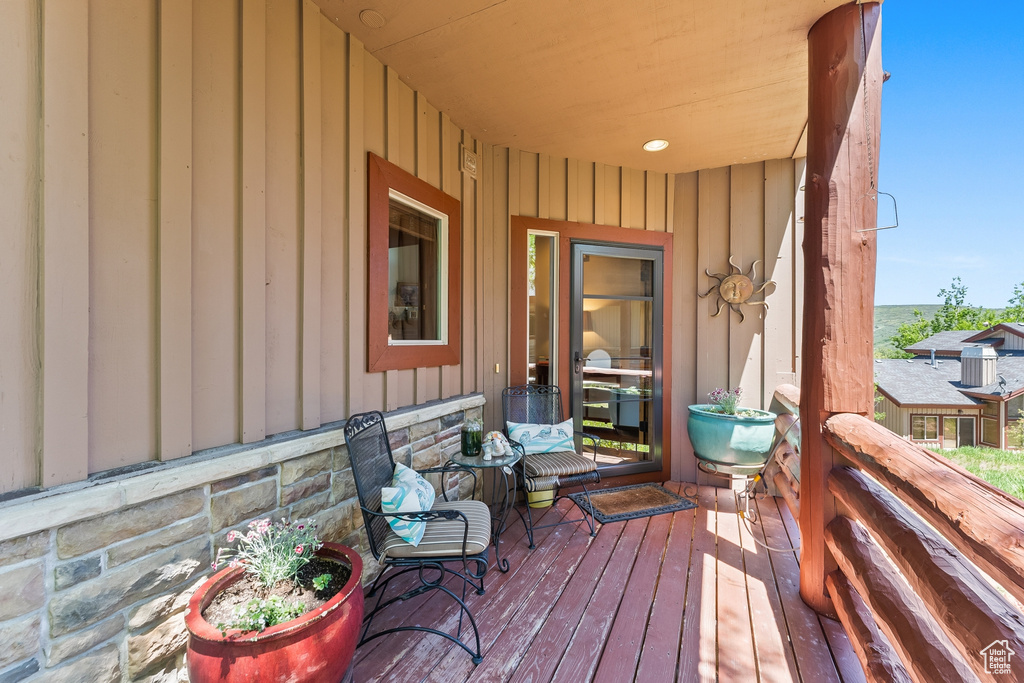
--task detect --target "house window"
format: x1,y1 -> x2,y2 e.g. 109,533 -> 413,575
1008,394 -> 1024,449
527,232 -> 558,385
387,194 -> 446,343
367,153 -> 461,372
1009,394 -> 1024,421
911,415 -> 938,441
982,417 -> 1000,446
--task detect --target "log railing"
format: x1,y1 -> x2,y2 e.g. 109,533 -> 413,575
766,384 -> 801,521
822,412 -> 1024,682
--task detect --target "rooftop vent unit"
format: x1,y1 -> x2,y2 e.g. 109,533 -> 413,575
961,345 -> 997,388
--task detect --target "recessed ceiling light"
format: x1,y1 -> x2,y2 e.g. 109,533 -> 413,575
643,139 -> 669,152
359,9 -> 387,29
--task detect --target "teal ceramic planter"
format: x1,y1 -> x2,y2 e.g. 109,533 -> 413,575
686,404 -> 777,476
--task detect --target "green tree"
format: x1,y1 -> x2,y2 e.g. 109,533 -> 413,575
888,310 -> 931,353
1004,281 -> 1024,322
874,344 -> 912,359
931,277 -> 986,332
887,277 -> 1001,352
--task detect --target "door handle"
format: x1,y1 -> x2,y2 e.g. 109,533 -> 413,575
574,351 -> 583,374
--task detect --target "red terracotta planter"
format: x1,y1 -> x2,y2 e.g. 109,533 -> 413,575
185,542 -> 364,683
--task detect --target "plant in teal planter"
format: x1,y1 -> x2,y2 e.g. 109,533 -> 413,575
687,387 -> 777,476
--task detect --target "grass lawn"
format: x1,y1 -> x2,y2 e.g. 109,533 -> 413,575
932,446 -> 1024,500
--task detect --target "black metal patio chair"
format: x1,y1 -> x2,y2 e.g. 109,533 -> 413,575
501,384 -> 600,548
344,410 -> 492,664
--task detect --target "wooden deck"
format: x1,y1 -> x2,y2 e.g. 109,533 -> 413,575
352,484 -> 865,683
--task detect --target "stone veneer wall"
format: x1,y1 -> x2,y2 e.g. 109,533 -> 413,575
0,395 -> 484,683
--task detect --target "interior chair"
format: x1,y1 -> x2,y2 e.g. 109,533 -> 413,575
501,384 -> 600,548
344,410 -> 492,664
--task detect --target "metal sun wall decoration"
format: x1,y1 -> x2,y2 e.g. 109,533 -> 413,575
699,255 -> 776,322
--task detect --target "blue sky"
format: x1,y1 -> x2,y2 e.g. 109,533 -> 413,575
874,2 -> 1024,307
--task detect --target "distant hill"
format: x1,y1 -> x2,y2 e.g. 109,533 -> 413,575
874,305 -> 941,353
874,304 -> 1008,353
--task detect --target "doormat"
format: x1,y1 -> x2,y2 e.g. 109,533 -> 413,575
568,483 -> 696,524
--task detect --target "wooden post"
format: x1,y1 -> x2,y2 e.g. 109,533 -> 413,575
800,2 -> 881,615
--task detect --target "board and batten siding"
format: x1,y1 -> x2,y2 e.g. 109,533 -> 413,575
0,0 -> 487,494
494,153 -> 804,481
680,160 -> 805,480
997,330 -> 1024,351
876,396 -> 983,444
0,0 -> 805,493
0,0 -> 41,493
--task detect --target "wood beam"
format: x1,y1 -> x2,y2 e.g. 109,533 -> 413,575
800,1 -> 881,614
830,465 -> 1024,679
825,571 -> 912,683
826,412 -> 1024,607
825,515 -> 976,683
773,469 -> 800,520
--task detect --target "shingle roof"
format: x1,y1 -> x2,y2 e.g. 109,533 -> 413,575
874,355 -> 1024,406
874,358 -> 980,406
966,322 -> 1024,342
907,323 -> 1024,355
905,330 -> 994,356
965,355 -> 1024,397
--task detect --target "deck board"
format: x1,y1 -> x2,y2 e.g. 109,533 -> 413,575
715,487 -> 758,682
395,502 -> 580,683
679,484 -> 718,683
551,516 -> 647,681
592,512 -> 671,682
354,500 -> 566,680
503,510 -> 622,683
737,488 -> 802,682
633,487 -> 694,683
754,495 -> 842,682
353,486 -> 865,683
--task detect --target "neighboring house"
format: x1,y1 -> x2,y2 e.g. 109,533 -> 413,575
875,323 -> 1024,449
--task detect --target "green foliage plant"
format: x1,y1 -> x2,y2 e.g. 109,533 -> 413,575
216,596 -> 306,637
214,518 -> 323,588
708,387 -> 742,414
212,518 -> 325,633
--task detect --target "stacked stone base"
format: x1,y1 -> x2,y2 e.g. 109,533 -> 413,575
0,395 -> 483,683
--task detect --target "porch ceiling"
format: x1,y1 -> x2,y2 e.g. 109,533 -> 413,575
315,0 -> 851,174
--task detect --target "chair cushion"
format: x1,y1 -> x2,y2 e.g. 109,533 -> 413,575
379,500 -> 491,559
380,462 -> 436,546
507,418 -> 575,454
522,450 -> 598,478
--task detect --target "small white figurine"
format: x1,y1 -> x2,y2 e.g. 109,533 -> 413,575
482,431 -> 513,460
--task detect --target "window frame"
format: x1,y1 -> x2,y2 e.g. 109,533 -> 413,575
910,414 -> 939,441
367,153 -> 461,372
981,416 -> 1001,447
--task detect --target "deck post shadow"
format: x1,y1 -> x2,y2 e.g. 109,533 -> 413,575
800,1 -> 881,616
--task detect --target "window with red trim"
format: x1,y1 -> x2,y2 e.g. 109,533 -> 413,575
367,153 -> 461,372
